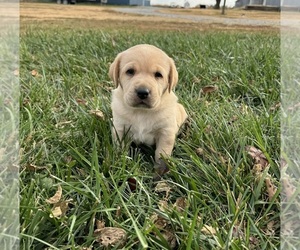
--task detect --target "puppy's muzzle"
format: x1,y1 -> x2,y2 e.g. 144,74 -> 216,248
136,88 -> 150,100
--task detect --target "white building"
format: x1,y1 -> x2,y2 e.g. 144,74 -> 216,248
236,0 -> 300,7
151,0 -> 300,8
151,0 -> 237,8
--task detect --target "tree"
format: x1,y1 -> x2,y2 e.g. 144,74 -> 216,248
214,0 -> 221,9
222,0 -> 227,14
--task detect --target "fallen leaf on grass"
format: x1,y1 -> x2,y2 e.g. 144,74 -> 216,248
96,219 -> 105,229
46,185 -> 62,204
49,200 -> 71,218
161,230 -> 177,249
76,99 -> 87,105
127,177 -> 137,192
245,146 -> 269,168
228,115 -> 238,125
89,110 -> 105,120
270,102 -> 280,111
150,213 -> 169,230
282,177 -> 296,201
149,213 -> 177,249
287,102 -> 300,111
201,85 -> 218,94
158,200 -> 169,212
282,221 -> 292,237
249,236 -> 259,248
94,227 -> 127,248
232,225 -> 244,238
195,147 -> 204,156
31,69 -> 38,76
154,181 -> 171,199
25,163 -> 48,171
55,120 -> 72,128
266,220 -> 275,236
201,224 -> 217,235
173,197 -> 187,213
252,164 -> 263,176
265,177 -> 277,201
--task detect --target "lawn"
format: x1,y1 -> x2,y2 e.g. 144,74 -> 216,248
20,10 -> 280,249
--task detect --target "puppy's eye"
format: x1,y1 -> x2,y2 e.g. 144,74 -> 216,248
155,72 -> 163,78
126,68 -> 135,76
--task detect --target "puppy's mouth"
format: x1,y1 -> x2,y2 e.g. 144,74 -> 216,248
133,100 -> 152,109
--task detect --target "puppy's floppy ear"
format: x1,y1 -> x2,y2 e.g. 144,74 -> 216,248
168,58 -> 178,92
109,53 -> 122,87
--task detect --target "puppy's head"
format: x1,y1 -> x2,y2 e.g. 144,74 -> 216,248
109,44 -> 178,109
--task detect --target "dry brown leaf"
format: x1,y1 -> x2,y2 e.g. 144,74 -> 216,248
49,200 -> 71,218
201,224 -> 217,235
50,205 -> 62,218
25,164 -> 47,171
55,120 -> 72,128
265,177 -> 277,201
282,177 -> 296,200
245,145 -> 269,168
89,110 -> 104,120
253,163 -> 263,176
173,197 -> 187,213
201,85 -> 218,94
240,104 -> 249,114
192,76 -> 201,84
76,99 -> 87,105
158,200 -> 169,212
23,98 -> 30,105
31,69 -> 38,76
94,227 -> 127,248
127,177 -> 137,192
195,147 -> 204,156
161,230 -> 177,249
228,115 -> 238,125
154,181 -> 171,198
266,220 -> 275,236
270,102 -> 280,111
287,102 -> 300,111
281,219 -> 294,236
232,225 -> 244,238
249,235 -> 259,248
150,213 -> 169,230
96,219 -> 105,230
46,185 -> 62,204
204,125 -> 212,133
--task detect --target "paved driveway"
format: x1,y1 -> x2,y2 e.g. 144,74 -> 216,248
116,7 -> 280,27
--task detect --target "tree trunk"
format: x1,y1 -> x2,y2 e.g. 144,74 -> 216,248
222,0 -> 226,14
214,0 -> 221,9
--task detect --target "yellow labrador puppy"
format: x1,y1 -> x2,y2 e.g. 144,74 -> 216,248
109,44 -> 187,179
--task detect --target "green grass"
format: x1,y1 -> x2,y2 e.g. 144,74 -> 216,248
20,25 -> 280,249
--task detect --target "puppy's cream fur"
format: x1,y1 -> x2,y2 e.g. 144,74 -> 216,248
109,44 -> 187,166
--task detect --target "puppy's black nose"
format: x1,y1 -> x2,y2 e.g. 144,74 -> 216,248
136,88 -> 150,100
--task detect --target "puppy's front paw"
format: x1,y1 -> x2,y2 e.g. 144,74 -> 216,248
153,159 -> 169,181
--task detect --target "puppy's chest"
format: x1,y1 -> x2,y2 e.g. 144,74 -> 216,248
126,116 -> 157,145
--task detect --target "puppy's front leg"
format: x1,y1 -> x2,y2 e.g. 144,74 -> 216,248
153,133 -> 176,180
